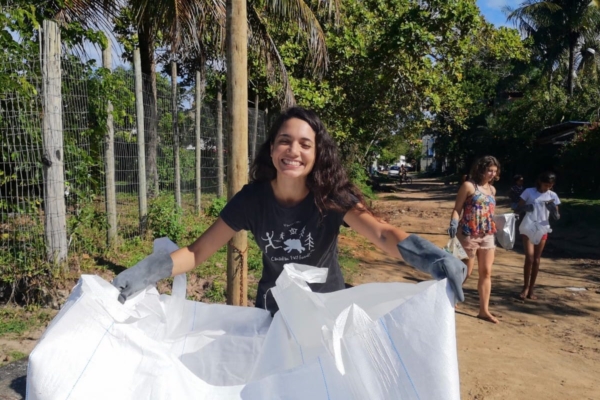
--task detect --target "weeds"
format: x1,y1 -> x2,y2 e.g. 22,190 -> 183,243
205,197 -> 227,217
147,195 -> 184,243
0,307 -> 53,336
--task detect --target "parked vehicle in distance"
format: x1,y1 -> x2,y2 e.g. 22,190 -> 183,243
388,165 -> 400,176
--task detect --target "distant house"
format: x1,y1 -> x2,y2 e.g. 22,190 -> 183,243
536,121 -> 589,145
421,134 -> 436,171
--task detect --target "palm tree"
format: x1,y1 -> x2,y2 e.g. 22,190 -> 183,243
507,0 -> 600,96
124,0 -> 336,196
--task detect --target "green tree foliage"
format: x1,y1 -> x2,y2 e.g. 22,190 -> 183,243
260,0 -> 485,166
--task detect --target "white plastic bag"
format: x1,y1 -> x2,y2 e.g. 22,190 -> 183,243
27,238 -> 460,400
494,213 -> 517,250
519,211 -> 551,245
444,237 -> 468,259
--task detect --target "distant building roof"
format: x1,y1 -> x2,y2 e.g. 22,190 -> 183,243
536,121 -> 590,145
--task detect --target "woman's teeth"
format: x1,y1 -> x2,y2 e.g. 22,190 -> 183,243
283,159 -> 301,166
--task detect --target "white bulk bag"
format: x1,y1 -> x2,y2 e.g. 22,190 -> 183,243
519,208 -> 551,245
494,213 -> 517,250
27,239 -> 460,400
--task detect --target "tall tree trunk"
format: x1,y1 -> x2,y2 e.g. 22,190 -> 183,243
171,61 -> 181,208
138,24 -> 159,197
568,36 -> 576,97
226,0 -> 248,306
195,68 -> 205,215
251,92 -> 259,162
217,82 -> 224,198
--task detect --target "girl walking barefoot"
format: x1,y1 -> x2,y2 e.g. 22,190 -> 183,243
448,156 -> 500,323
516,172 -> 561,300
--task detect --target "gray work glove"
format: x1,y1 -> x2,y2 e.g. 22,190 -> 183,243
515,203 -> 534,213
447,219 -> 458,238
397,235 -> 466,302
112,252 -> 173,303
545,201 -> 560,220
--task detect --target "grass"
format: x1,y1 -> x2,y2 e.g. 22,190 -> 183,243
0,307 -> 53,337
338,246 -> 360,284
8,351 -> 27,361
554,197 -> 600,228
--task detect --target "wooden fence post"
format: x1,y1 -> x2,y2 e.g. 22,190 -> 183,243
133,48 -> 147,232
217,82 -> 224,198
103,42 -> 117,246
195,70 -> 203,214
171,61 -> 181,208
42,20 -> 68,267
226,0 -> 249,306
251,93 -> 259,163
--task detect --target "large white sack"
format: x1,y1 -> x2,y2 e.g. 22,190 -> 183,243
27,238 -> 460,400
519,208 -> 551,245
494,213 -> 517,250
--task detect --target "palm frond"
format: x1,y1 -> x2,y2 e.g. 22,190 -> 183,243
263,0 -> 329,76
128,0 -> 225,57
249,5 -> 296,107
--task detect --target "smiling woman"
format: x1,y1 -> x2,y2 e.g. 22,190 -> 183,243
112,107 -> 469,316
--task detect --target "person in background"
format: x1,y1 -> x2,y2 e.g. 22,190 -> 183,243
448,156 -> 501,323
509,174 -> 525,212
516,172 -> 561,300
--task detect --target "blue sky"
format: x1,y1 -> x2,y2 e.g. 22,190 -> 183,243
84,1 -> 522,68
477,0 -> 522,27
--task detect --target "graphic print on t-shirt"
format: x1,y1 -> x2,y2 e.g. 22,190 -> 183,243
260,220 -> 316,262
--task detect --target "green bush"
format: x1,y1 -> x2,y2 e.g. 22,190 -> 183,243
206,197 -> 227,217
147,195 -> 184,243
347,162 -> 375,199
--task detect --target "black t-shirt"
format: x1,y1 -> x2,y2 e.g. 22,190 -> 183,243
220,181 -> 346,313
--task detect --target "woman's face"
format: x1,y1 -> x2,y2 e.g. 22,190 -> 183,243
538,182 -> 554,193
270,118 -> 316,181
484,166 -> 498,183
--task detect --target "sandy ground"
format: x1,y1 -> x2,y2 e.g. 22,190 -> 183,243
1,177 -> 599,399
344,178 -> 600,400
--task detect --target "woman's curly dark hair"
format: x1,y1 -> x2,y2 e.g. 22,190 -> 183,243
251,107 -> 368,215
469,155 -> 501,185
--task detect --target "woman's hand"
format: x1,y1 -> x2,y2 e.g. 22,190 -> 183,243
545,201 -> 560,220
448,219 -> 458,238
397,235 -> 466,302
113,218 -> 236,303
112,252 -> 173,303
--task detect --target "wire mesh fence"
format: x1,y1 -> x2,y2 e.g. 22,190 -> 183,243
0,29 -> 267,283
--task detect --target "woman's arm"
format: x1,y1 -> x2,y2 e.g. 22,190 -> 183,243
343,208 -> 409,258
171,217 -> 236,275
344,207 -> 467,302
451,182 -> 473,221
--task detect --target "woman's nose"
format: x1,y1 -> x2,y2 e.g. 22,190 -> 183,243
287,141 -> 299,154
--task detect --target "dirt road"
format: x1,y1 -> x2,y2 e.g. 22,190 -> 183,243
344,178 -> 600,399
